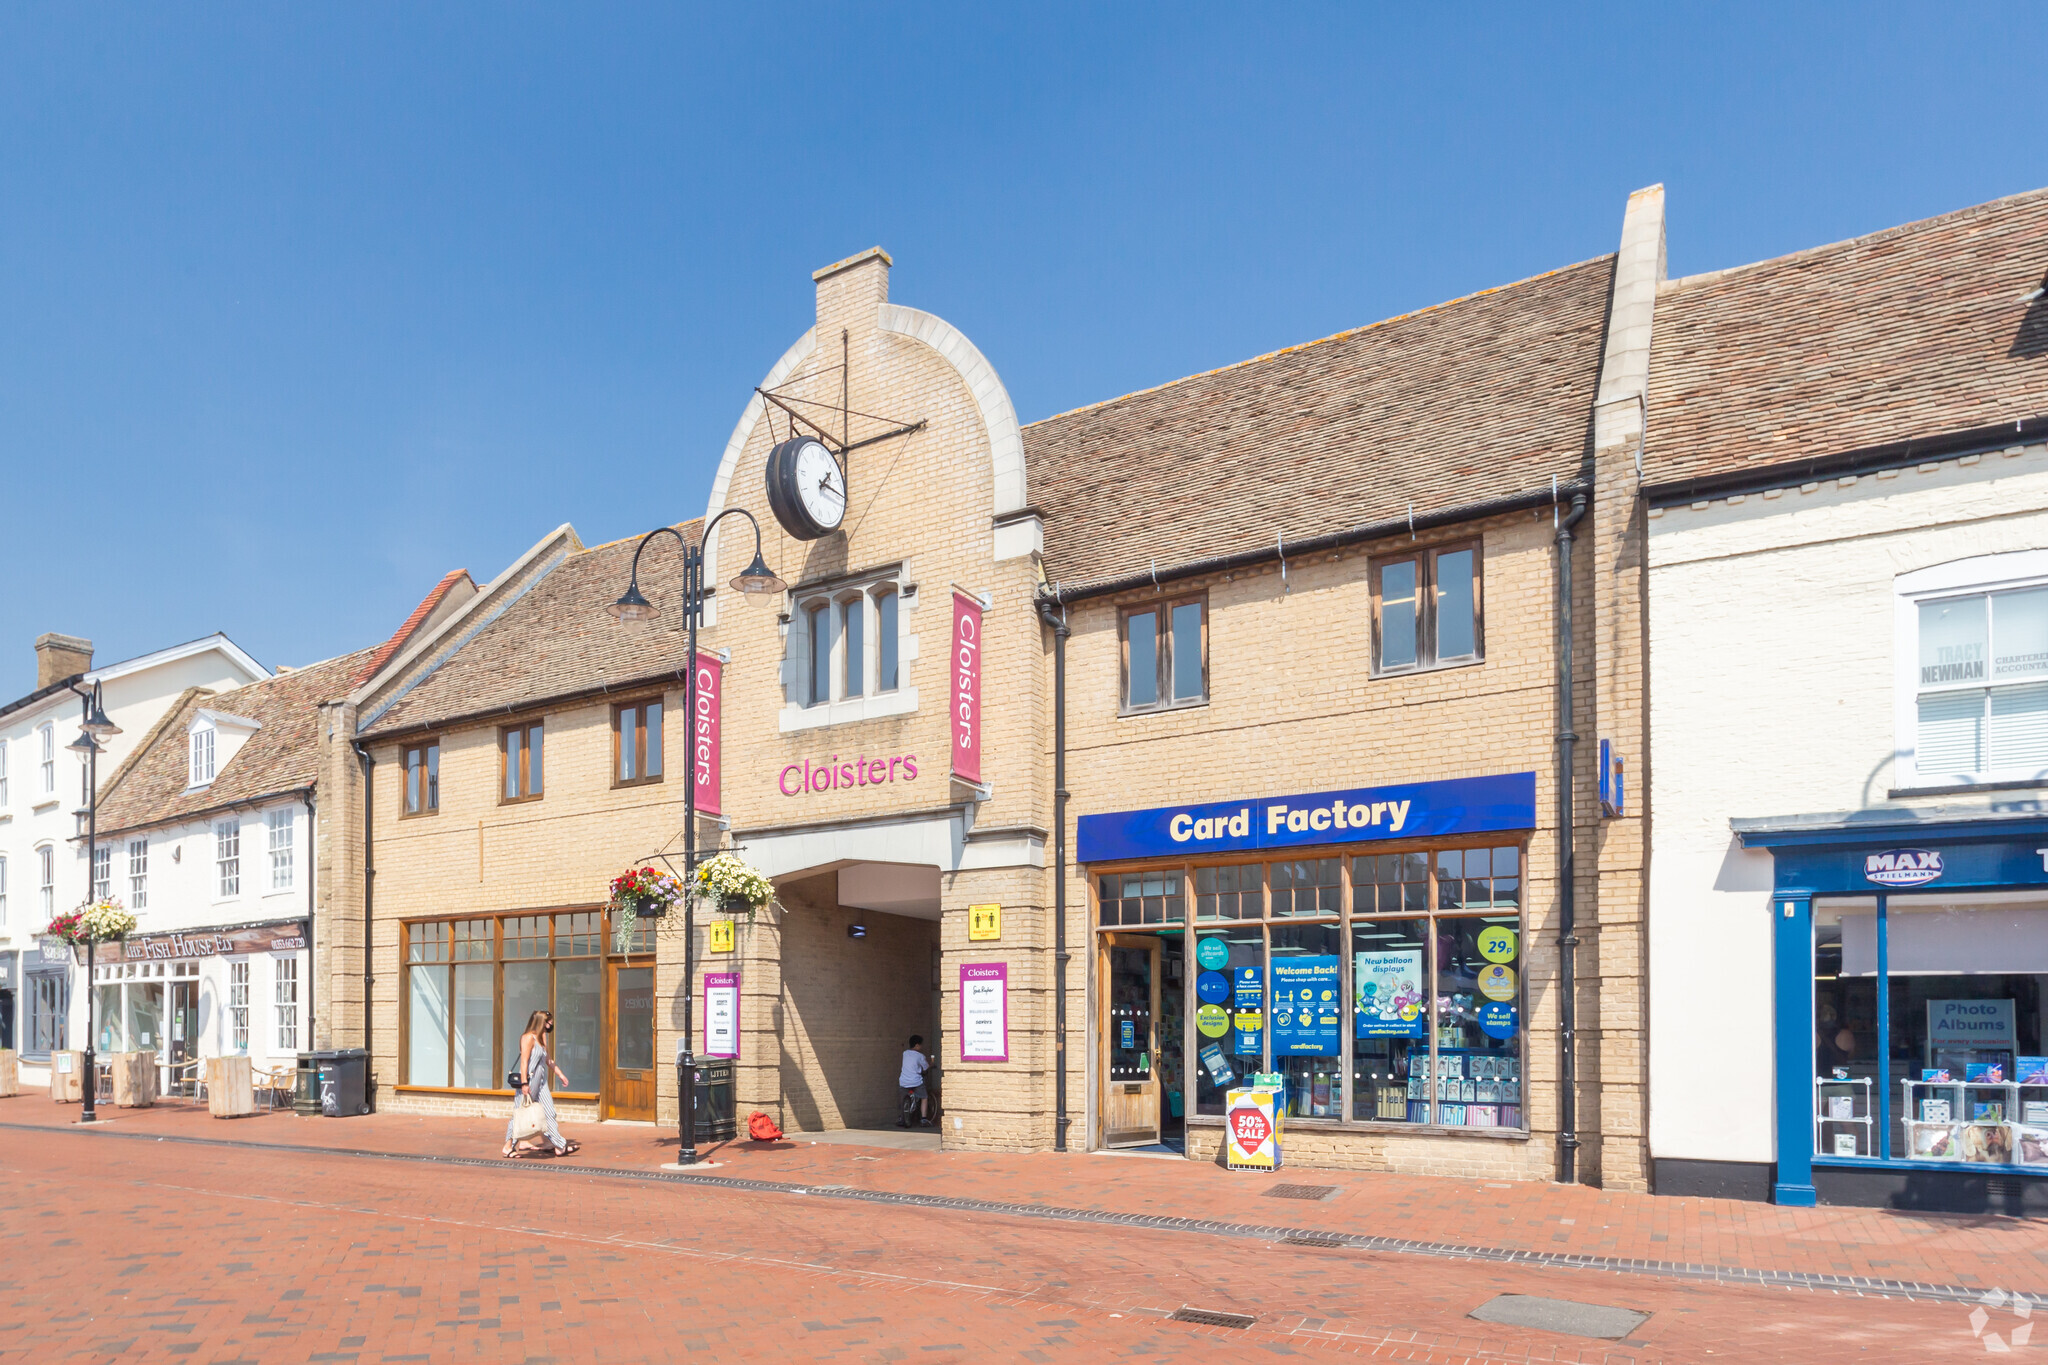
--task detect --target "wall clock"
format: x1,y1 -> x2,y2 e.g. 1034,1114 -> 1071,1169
765,435 -> 847,540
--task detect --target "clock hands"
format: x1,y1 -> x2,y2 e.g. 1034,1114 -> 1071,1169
816,469 -> 846,505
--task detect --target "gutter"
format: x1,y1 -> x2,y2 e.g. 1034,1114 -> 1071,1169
79,783 -> 314,845
1553,492 -> 1589,1185
1033,590 -> 1072,1153
1041,480 -> 1592,604
304,790 -> 317,1054
354,743 -> 376,1080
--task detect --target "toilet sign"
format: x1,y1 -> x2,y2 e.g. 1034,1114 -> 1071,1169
1225,1087 -> 1282,1170
968,904 -> 1002,941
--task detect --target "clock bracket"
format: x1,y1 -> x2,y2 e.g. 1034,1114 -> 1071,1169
754,327 -> 927,459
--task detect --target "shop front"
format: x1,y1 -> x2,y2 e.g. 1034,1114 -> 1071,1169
1080,773 -> 1538,1160
1738,809 -> 2048,1213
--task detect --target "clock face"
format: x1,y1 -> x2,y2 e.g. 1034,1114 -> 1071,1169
765,435 -> 846,540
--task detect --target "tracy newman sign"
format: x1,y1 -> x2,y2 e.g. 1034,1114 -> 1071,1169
1076,773 -> 1537,863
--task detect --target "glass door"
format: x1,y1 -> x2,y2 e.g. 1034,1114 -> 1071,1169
1099,934 -> 1162,1147
169,982 -> 200,1095
602,961 -> 656,1121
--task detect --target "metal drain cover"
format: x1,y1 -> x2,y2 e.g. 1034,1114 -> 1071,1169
1469,1294 -> 1649,1341
1262,1183 -> 1339,1200
1170,1306 -> 1256,1329
1280,1232 -> 1350,1247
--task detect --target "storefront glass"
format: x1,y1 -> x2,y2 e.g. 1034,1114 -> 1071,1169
1352,916 -> 1427,1121
1192,924 -> 1261,1115
95,984 -> 122,1052
26,968 -> 69,1058
1270,921 -> 1341,1118
405,910 -> 609,1094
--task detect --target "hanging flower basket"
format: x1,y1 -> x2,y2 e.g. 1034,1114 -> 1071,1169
694,852 -> 774,920
48,898 -> 137,946
607,866 -> 685,951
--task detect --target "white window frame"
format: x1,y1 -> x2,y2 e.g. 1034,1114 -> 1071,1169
0,853 -> 7,925
38,723 -> 55,795
1895,550 -> 2048,788
92,845 -> 111,901
781,575 -> 920,733
0,736 -> 9,806
128,838 -> 148,910
229,959 -> 250,1053
267,807 -> 295,891
189,726 -> 216,788
216,818 -> 241,898
37,844 -> 54,916
274,955 -> 299,1052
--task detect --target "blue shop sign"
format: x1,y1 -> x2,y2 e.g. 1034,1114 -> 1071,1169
1077,772 -> 1537,863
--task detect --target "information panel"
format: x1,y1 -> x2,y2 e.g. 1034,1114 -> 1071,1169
960,962 -> 1009,1062
703,972 -> 740,1058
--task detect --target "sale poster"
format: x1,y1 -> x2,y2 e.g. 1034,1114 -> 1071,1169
960,962 -> 1008,1061
1224,1087 -> 1282,1170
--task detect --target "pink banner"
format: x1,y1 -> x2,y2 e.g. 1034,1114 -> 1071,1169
950,592 -> 983,784
691,652 -> 721,816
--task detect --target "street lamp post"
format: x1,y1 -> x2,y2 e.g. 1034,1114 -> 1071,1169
608,510 -> 784,1164
67,681 -> 121,1124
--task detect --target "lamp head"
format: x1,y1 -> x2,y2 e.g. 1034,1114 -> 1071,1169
83,687 -> 120,738
607,581 -> 660,623
729,548 -> 787,599
68,730 -> 102,756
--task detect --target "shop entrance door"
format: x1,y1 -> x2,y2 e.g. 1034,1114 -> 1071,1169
602,960 -> 656,1121
1099,934 -> 1162,1148
168,982 -> 199,1094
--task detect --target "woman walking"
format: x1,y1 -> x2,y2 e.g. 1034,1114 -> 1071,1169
504,1009 -> 579,1158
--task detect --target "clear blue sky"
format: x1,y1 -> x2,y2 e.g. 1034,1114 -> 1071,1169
2,6 -> 2043,692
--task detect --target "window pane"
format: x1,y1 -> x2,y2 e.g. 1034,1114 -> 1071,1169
1193,926 -> 1264,1115
1353,851 -> 1430,916
1269,858 -> 1340,916
618,707 -> 637,781
407,965 -> 451,1087
527,725 -> 543,795
615,965 -> 655,1072
1918,691 -> 1986,775
1270,922 -> 1342,1119
644,702 -> 662,777
502,961 -> 552,1088
809,604 -> 831,705
1196,863 -> 1258,920
878,591 -> 899,691
1171,601 -> 1204,701
1994,587 -> 2048,684
1107,945 -> 1153,1082
1434,549 -> 1476,659
1920,595 -> 1988,687
426,743 -> 439,810
1990,682 -> 2048,772
97,984 -> 125,1052
843,597 -> 864,698
1380,560 -> 1418,669
452,962 -> 496,1089
1125,610 -> 1158,707
1352,916 -> 1429,1122
554,958 -> 600,1091
1434,915 -> 1523,1128
406,752 -> 421,814
503,730 -> 522,799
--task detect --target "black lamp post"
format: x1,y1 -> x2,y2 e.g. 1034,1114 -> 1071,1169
67,681 -> 121,1124
608,510 -> 784,1164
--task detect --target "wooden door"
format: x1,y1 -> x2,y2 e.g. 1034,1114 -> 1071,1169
602,960 -> 656,1121
1099,934 -> 1162,1147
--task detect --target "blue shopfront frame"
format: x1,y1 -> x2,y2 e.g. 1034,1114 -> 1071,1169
1738,811 -> 2048,1206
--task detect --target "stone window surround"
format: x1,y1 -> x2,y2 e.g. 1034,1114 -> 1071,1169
780,564 -> 921,733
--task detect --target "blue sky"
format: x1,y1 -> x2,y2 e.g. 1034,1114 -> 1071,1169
2,6 -> 2043,692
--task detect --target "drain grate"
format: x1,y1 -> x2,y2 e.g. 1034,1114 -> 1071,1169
1280,1232 -> 1351,1248
1170,1307 -> 1256,1329
1263,1183 -> 1339,1201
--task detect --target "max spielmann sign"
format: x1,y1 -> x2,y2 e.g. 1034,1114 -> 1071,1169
76,920 -> 309,966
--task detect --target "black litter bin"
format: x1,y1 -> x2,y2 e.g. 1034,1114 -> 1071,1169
687,1058 -> 735,1142
313,1048 -> 370,1117
292,1053 -> 320,1116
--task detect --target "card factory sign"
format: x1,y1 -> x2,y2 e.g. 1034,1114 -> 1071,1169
78,920 -> 309,965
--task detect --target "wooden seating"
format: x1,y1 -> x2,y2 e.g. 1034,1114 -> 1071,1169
206,1056 -> 256,1117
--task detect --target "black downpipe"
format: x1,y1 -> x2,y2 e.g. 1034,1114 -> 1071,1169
1554,493 -> 1589,1184
1036,591 -> 1072,1152
304,791 -> 317,1052
354,744 -> 375,1067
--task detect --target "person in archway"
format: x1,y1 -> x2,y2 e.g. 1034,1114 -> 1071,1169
897,1034 -> 933,1128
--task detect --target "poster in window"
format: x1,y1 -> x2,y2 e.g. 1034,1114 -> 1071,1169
1270,956 -> 1340,1056
1233,965 -> 1264,1056
1355,949 -> 1426,1038
959,962 -> 1007,1062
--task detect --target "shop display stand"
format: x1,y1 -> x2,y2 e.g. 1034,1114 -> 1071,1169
1900,1079 -> 2048,1166
1814,1076 -> 1873,1158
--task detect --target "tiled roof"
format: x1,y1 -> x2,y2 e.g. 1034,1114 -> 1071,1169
94,648 -> 376,834
1022,256 -> 1616,591
352,568 -> 473,686
1646,187 -> 2048,494
359,522 -> 704,738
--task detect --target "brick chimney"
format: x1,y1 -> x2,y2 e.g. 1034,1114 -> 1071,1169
35,632 -> 93,688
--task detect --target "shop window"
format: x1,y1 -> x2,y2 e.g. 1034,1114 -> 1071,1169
275,956 -> 299,1052
501,721 -> 544,802
26,970 -> 67,1057
1436,846 -> 1519,911
1353,850 -> 1430,914
1431,914 -> 1523,1127
128,839 -> 147,910
1352,916 -> 1430,1121
405,910 -> 606,1094
1121,595 -> 1207,713
1194,864 -> 1260,920
613,701 -> 664,787
267,808 -> 294,892
1269,857 -> 1340,917
1270,922 -> 1343,1120
216,818 -> 241,898
228,960 -> 250,1053
1910,582 -> 2048,783
1372,541 -> 1482,675
1192,925 -> 1264,1116
403,740 -> 440,816
92,845 -> 111,901
1098,870 -> 1184,927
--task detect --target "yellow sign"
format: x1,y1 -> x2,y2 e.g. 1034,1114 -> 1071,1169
708,920 -> 736,954
1477,963 -> 1517,1001
968,904 -> 1002,941
1477,926 -> 1518,963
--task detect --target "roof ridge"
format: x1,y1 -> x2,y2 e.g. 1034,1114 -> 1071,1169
1023,253 -> 1618,431
581,517 -> 705,556
1663,183 -> 2048,294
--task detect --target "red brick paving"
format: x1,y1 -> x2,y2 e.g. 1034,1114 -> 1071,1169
0,1091 -> 2033,1362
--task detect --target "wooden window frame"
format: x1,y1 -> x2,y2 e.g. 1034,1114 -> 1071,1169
1118,592 -> 1209,715
401,739 -> 441,818
610,698 -> 665,789
499,721 -> 545,804
1370,538 -> 1485,677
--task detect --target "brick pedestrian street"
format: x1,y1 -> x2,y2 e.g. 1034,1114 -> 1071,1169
1,1097 -> 2039,1362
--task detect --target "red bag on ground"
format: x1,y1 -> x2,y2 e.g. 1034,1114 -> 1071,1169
746,1111 -> 784,1142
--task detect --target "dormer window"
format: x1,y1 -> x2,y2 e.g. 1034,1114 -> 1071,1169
190,727 -> 216,787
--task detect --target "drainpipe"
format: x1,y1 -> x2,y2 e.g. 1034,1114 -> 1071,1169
304,791 -> 316,1054
1035,588 -> 1072,1152
354,744 -> 375,1063
1554,492 -> 1588,1184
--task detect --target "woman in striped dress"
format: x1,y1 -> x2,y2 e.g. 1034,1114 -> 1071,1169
504,1009 -> 579,1158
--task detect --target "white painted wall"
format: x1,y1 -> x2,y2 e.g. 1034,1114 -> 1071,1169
1647,442 -> 2048,1166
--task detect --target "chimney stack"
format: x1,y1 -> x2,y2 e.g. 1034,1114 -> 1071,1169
35,633 -> 94,688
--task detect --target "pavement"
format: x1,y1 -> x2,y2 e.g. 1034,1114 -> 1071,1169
0,1089 -> 2041,1362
